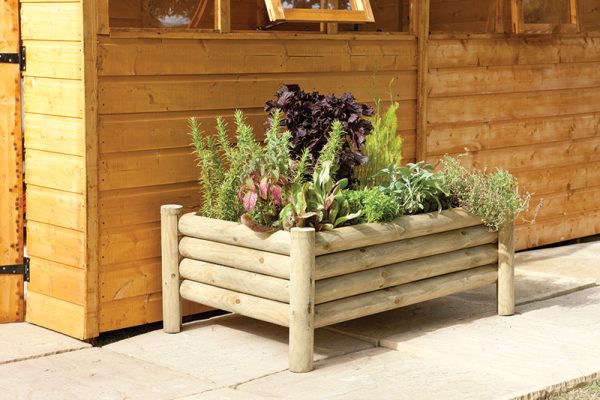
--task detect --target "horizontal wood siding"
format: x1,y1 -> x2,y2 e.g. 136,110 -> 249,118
96,35 -> 418,332
21,0 -> 88,338
428,36 -> 600,250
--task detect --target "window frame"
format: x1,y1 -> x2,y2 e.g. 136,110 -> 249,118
511,0 -> 580,34
263,0 -> 375,24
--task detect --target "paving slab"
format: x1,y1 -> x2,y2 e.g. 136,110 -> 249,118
0,322 -> 90,364
237,347 -> 530,400
105,313 -> 374,386
328,265 -> 597,344
178,388 -> 272,399
514,241 -> 600,283
452,268 -> 597,306
378,287 -> 600,399
0,347 -> 218,400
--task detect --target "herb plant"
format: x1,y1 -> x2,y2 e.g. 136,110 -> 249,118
190,110 -> 294,228
354,100 -> 403,188
440,156 -> 530,230
265,85 -> 374,182
278,121 -> 362,231
377,161 -> 450,215
346,188 -> 401,223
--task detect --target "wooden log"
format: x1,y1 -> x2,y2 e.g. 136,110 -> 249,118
289,228 -> 316,373
180,280 -> 289,327
179,258 -> 290,303
315,265 -> 498,328
497,220 -> 515,316
178,213 -> 291,255
179,237 -> 290,279
314,208 -> 482,256
315,224 -> 497,279
316,244 -> 498,304
161,205 -> 183,333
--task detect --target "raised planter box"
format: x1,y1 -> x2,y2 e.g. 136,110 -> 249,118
161,205 -> 515,372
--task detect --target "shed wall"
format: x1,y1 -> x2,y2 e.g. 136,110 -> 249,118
95,33 -> 418,332
427,35 -> 600,250
21,0 -> 89,338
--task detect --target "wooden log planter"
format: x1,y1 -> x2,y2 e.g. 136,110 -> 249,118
161,204 -> 515,373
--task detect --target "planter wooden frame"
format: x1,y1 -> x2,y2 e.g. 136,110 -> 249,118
161,205 -> 515,373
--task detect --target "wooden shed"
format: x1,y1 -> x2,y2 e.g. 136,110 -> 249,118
1,0 -> 599,339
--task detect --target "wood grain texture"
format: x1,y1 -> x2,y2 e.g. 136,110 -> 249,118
289,228 -> 316,373
179,237 -> 291,279
180,259 -> 290,303
427,35 -> 600,249
180,280 -> 289,327
316,244 -> 498,303
315,224 -> 497,280
315,265 -> 498,327
161,205 -> 182,333
497,220 -> 515,316
0,0 -> 24,322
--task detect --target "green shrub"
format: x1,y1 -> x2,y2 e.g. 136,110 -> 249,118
190,110 -> 293,225
353,100 -> 403,188
440,156 -> 530,230
377,161 -> 449,215
346,188 -> 401,223
278,121 -> 362,231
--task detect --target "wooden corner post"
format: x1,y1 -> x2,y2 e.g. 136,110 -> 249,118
289,227 -> 316,373
161,205 -> 184,333
415,0 -> 430,162
497,220 -> 515,316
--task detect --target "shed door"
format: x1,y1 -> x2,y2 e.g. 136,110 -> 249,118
0,0 -> 25,322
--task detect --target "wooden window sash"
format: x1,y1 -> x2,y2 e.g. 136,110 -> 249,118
264,0 -> 374,23
511,0 -> 579,34
188,0 -> 230,32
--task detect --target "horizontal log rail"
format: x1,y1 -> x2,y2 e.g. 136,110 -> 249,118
315,224 -> 497,279
180,258 -> 290,303
180,280 -> 290,327
179,236 -> 290,279
314,265 -> 498,328
179,213 -> 292,255
315,244 -> 498,304
314,208 -> 482,255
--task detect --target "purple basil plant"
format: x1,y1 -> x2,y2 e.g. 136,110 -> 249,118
265,85 -> 374,182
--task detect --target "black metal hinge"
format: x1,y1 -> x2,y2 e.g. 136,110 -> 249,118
0,257 -> 30,282
0,46 -> 26,72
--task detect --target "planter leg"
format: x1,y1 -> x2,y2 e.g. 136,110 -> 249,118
161,205 -> 183,333
289,227 -> 316,373
497,220 -> 515,316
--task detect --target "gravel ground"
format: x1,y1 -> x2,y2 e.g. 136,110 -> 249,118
549,380 -> 600,400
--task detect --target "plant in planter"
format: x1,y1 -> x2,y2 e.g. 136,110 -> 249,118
162,94 -> 528,373
265,84 -> 374,182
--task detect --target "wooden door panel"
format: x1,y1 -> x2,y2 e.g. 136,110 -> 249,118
0,0 -> 25,322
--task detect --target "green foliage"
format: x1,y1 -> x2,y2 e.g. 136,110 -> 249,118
377,161 -> 449,215
440,156 -> 530,230
354,100 -> 403,188
190,110 -> 293,224
279,123 -> 362,231
346,188 -> 401,223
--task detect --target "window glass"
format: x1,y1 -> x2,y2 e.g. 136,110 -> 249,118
523,0 -> 570,25
145,0 -> 199,27
282,0 -> 351,10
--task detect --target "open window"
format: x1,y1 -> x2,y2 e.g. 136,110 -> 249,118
511,0 -> 579,33
263,0 -> 374,23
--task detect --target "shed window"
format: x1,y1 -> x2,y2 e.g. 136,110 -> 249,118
106,0 -> 409,32
512,0 -> 579,33
263,0 -> 374,23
